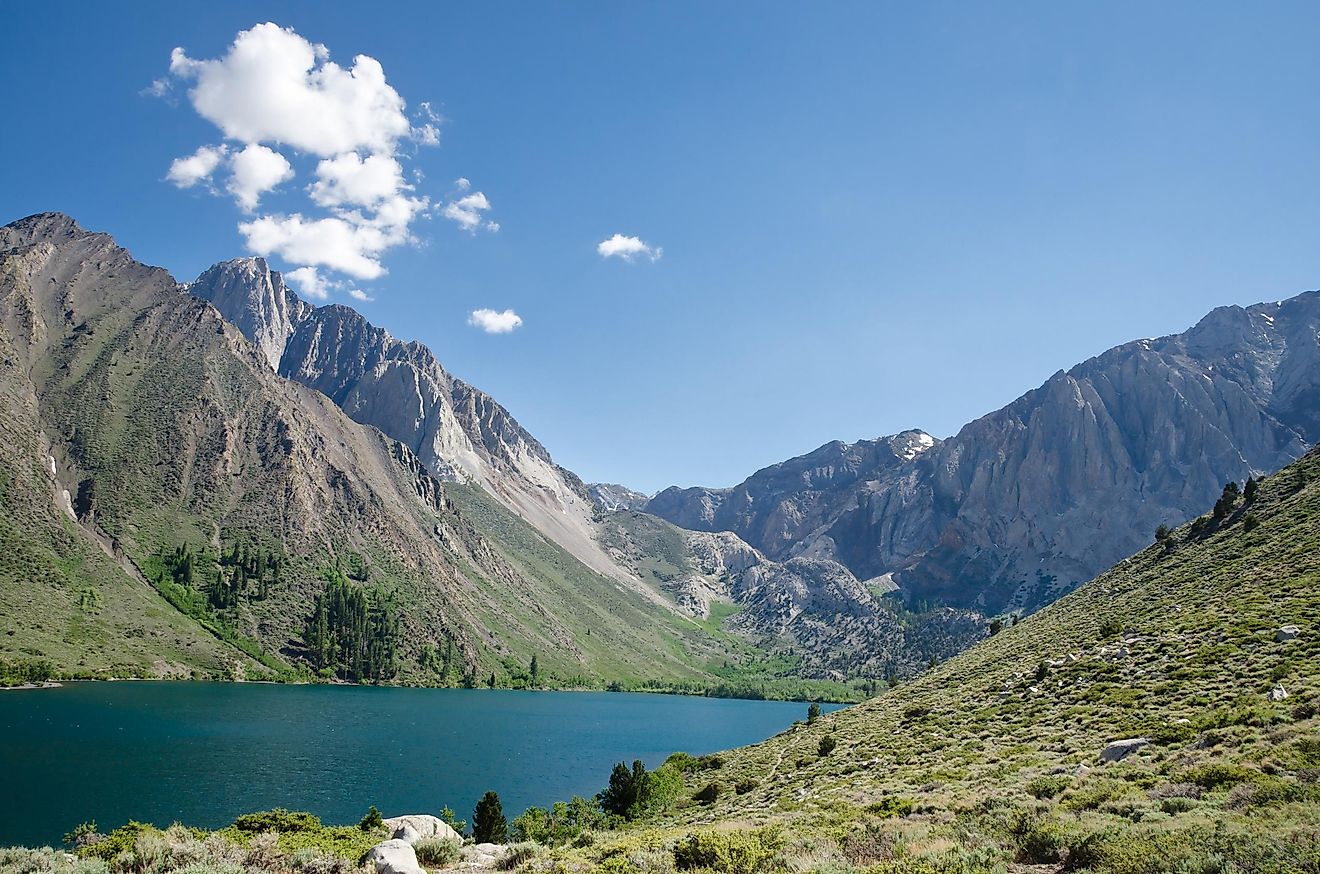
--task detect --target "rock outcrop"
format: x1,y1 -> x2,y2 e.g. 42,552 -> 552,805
382,815 -> 462,844
648,297 -> 1320,614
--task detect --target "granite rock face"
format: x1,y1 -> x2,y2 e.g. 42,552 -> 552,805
649,296 -> 1320,614
191,258 -> 629,585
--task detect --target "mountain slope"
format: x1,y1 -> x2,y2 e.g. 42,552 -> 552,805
189,259 -> 634,591
586,446 -> 1320,872
0,213 -> 748,688
648,298 -> 1320,613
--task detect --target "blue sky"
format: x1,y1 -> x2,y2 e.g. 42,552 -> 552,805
4,3 -> 1320,493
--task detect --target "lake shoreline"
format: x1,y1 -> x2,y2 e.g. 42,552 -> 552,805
5,674 -> 856,704
7,673 -> 855,707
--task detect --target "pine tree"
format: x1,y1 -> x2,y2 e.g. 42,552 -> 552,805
529,654 -> 540,686
807,702 -> 822,724
472,791 -> 507,843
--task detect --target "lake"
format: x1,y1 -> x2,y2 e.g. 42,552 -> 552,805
0,682 -> 841,847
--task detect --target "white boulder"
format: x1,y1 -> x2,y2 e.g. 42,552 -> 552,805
366,840 -> 424,874
1269,686 -> 1289,702
1100,737 -> 1150,763
383,815 -> 462,844
1277,625 -> 1301,643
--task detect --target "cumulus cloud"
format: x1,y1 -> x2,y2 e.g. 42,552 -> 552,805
161,22 -> 445,301
166,144 -> 228,188
348,288 -> 375,302
310,152 -> 404,208
285,266 -> 331,300
443,191 -> 499,233
239,214 -> 403,279
597,234 -> 662,262
227,144 -> 293,211
168,23 -> 417,156
468,308 -> 523,334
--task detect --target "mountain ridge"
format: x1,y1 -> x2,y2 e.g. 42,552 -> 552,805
645,292 -> 1320,613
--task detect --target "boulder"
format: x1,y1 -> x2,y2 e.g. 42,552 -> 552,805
366,840 -> 424,874
1277,625 -> 1301,642
1269,686 -> 1289,702
461,843 -> 508,868
391,824 -> 421,844
1100,737 -> 1150,763
383,815 -> 462,844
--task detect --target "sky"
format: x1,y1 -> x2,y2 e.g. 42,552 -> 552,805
3,3 -> 1320,494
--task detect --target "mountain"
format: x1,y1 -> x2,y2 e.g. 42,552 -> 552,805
189,258 -> 655,593
0,213 -> 755,688
606,444 -> 1319,872
587,483 -> 651,512
190,255 -> 984,687
647,298 -> 1320,613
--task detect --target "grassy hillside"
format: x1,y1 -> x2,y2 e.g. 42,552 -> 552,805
549,446 -> 1320,872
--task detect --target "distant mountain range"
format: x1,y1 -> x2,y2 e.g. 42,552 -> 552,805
3,211 -> 1316,691
644,294 -> 1320,613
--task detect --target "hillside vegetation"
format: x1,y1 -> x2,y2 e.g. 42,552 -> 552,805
546,446 -> 1320,872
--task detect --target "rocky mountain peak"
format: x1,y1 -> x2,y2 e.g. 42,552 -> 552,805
188,258 -> 311,370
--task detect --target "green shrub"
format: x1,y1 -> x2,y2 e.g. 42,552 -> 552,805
1004,808 -> 1066,864
863,796 -> 915,818
1025,775 -> 1071,799
497,842 -> 542,870
818,735 -> 838,757
673,828 -> 784,874
694,782 -> 723,805
231,810 -> 322,834
414,837 -> 461,867
1183,763 -> 1259,790
735,779 -> 759,795
78,822 -> 154,860
1061,779 -> 1136,812
357,806 -> 383,832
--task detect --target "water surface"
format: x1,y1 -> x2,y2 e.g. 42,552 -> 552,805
0,682 -> 841,846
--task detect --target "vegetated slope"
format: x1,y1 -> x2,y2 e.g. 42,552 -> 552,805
191,255 -> 984,689
0,213 -> 740,688
629,446 -> 1320,870
648,298 -> 1320,615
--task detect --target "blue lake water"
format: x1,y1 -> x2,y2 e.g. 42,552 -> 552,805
0,682 -> 842,846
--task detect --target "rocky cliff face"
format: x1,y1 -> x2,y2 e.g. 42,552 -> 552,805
647,296 -> 1320,614
190,259 -> 633,588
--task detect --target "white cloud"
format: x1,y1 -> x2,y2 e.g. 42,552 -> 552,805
348,288 -> 375,302
143,77 -> 173,99
310,152 -> 405,208
168,23 -> 424,156
468,308 -> 523,334
163,23 -> 441,289
285,266 -> 331,300
443,191 -> 498,233
597,234 -> 662,262
240,214 -> 399,279
226,144 -> 293,211
166,144 -> 228,188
